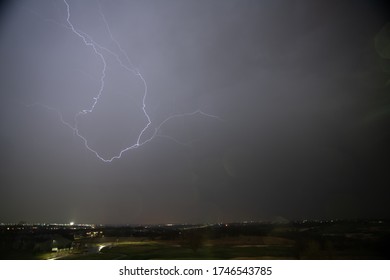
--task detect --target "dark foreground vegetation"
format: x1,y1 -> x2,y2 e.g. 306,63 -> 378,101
1,220 -> 389,260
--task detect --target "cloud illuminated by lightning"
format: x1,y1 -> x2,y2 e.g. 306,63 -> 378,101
28,0 -> 221,163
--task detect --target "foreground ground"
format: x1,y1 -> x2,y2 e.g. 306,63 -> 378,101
1,220 -> 389,260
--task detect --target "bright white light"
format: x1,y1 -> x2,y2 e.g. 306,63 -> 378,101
70,222 -> 74,226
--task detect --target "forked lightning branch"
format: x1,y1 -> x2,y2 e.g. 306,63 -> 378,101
30,0 -> 221,163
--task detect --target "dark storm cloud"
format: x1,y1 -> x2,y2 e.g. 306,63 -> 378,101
1,0 -> 389,224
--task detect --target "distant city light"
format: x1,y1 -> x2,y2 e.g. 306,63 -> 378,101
69,222 -> 74,226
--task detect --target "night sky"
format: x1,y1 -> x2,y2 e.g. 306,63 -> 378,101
1,0 -> 389,224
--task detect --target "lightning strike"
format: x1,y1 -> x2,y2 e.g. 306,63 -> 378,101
29,0 -> 221,163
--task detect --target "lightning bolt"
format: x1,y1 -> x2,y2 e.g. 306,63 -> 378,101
29,0 -> 221,163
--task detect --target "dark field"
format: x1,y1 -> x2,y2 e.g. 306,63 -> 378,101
1,220 -> 389,260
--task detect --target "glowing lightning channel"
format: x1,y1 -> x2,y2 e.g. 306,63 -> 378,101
30,0 -> 221,163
